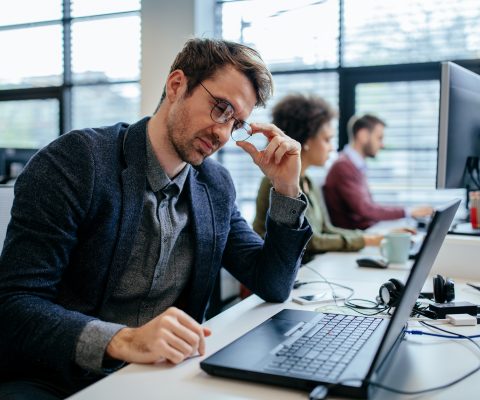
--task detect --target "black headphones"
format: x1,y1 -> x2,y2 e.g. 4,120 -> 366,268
379,274 -> 455,308
378,278 -> 404,307
433,274 -> 455,303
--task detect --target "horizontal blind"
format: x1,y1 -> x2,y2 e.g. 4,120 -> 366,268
0,1 -> 141,152
355,80 -> 464,208
343,0 -> 480,66
70,12 -> 141,128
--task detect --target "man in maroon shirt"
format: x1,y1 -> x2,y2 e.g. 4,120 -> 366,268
323,114 -> 433,230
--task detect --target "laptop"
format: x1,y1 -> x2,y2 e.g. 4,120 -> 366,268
201,199 -> 460,399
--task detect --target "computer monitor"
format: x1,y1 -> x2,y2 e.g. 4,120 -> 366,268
0,148 -> 38,184
436,62 -> 480,190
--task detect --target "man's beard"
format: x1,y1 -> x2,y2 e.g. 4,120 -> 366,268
364,142 -> 377,158
166,104 -> 217,166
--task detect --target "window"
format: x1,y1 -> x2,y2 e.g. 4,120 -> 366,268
216,0 -> 477,218
0,1 -> 141,154
343,0 -> 480,67
219,0 -> 339,71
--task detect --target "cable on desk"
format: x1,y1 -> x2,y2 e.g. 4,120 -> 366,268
364,320 -> 480,396
311,323 -> 480,398
343,300 -> 390,316
299,266 -> 355,307
406,320 -> 480,340
297,266 -> 393,316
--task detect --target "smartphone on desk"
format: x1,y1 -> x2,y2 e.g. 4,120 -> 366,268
292,291 -> 346,305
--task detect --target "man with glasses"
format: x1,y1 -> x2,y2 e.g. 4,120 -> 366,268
0,38 -> 312,398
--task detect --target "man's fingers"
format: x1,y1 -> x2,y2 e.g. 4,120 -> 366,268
163,308 -> 213,359
249,122 -> 286,140
236,141 -> 261,163
174,308 -> 204,334
164,319 -> 202,353
263,137 -> 281,163
273,141 -> 293,164
198,327 -> 212,355
157,339 -> 187,364
160,329 -> 195,357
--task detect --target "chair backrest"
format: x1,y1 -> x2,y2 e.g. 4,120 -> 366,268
0,185 -> 14,252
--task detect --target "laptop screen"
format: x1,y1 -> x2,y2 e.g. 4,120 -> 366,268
368,199 -> 460,379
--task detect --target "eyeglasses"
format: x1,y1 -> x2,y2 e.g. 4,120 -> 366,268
199,82 -> 252,142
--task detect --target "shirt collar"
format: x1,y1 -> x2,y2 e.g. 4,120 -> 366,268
343,144 -> 367,172
145,133 -> 190,194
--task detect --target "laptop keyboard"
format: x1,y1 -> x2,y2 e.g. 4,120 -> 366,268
264,314 -> 382,381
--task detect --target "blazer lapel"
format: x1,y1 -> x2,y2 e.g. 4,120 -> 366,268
185,168 -> 216,320
102,118 -> 148,304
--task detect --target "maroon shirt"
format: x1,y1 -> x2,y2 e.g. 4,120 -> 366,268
323,153 -> 405,229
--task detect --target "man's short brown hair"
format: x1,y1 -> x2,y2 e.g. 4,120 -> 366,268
157,38 -> 273,111
348,114 -> 386,140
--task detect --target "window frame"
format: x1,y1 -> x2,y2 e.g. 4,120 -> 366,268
0,0 -> 141,138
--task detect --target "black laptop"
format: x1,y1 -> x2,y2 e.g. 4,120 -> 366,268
201,199 -> 460,399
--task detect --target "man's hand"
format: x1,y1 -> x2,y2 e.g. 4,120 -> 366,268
236,122 -> 301,198
106,307 -> 212,365
411,205 -> 434,219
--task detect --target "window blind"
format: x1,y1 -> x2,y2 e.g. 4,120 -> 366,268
343,0 -> 480,66
355,80 -> 464,207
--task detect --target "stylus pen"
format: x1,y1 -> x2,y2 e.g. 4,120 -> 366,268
466,282 -> 480,292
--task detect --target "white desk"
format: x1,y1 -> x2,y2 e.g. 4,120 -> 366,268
69,251 -> 480,400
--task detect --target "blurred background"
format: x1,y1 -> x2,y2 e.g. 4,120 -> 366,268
1,0 -> 479,314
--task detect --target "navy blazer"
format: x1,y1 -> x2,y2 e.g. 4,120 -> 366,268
0,117 -> 311,390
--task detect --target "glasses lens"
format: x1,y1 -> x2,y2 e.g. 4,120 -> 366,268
211,101 -> 234,123
231,121 -> 252,142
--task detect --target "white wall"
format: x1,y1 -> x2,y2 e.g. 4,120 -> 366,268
141,0 -> 215,115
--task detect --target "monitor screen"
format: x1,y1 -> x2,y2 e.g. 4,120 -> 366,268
436,62 -> 480,189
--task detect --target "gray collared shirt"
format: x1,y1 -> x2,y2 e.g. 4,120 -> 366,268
74,135 -> 307,374
99,137 -> 192,327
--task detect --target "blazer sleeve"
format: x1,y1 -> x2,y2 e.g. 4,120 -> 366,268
0,132 -> 97,377
222,174 -> 312,302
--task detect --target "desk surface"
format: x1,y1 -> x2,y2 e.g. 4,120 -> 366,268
69,251 -> 480,400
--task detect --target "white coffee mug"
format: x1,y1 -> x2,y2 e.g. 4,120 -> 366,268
380,232 -> 412,263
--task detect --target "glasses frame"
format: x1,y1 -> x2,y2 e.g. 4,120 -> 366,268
199,82 -> 252,142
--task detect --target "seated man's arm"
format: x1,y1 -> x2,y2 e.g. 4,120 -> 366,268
332,162 -> 405,221
0,132 -> 107,377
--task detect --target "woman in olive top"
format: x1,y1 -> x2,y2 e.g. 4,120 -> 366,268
253,94 -> 382,262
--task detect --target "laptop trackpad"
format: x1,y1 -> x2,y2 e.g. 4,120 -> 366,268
205,318 -> 299,369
